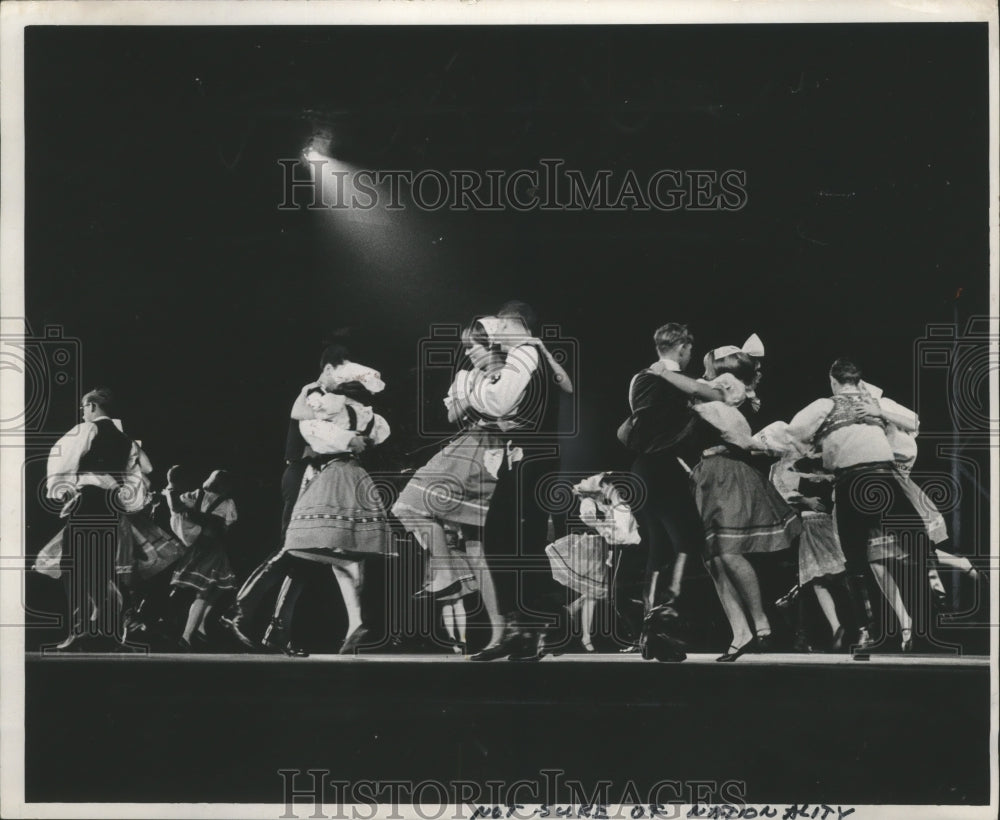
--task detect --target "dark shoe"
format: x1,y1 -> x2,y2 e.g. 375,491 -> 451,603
220,613 -> 257,648
830,626 -> 846,652
469,634 -> 519,661
469,642 -> 511,661
851,627 -> 880,660
469,617 -> 523,661
640,605 -> 687,663
413,579 -> 462,600
262,638 -> 310,657
792,631 -> 813,653
754,632 -> 776,653
339,625 -> 370,655
716,640 -> 753,663
508,629 -> 547,662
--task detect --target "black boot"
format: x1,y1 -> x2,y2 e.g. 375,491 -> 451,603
470,615 -> 528,662
844,574 -> 878,655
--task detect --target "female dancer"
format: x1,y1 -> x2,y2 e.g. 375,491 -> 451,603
167,469 -> 239,650
655,351 -> 800,661
392,319 -> 508,652
278,378 -> 393,654
767,448 -> 848,651
545,472 -> 641,651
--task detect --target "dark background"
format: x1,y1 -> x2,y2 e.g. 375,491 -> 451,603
17,21 -> 994,808
22,24 -> 992,646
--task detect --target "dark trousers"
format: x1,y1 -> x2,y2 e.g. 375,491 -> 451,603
611,545 -> 647,643
234,550 -> 296,622
631,451 -> 705,597
232,460 -> 308,621
59,487 -> 123,640
262,558 -> 317,645
483,451 -> 563,625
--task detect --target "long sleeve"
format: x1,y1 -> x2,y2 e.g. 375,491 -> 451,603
472,344 -> 539,418
785,398 -> 834,445
368,413 -> 391,446
692,402 -> 755,450
46,422 -> 97,498
877,397 -> 919,434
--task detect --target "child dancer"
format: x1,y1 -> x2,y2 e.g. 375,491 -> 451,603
545,473 -> 641,652
167,468 -> 238,650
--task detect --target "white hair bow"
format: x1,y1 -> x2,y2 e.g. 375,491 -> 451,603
712,333 -> 765,360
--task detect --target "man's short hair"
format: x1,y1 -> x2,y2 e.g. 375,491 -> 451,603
653,323 -> 693,354
829,358 -> 863,385
320,344 -> 350,371
82,387 -> 114,415
497,300 -> 538,336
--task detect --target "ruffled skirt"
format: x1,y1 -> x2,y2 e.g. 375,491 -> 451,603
545,533 -> 609,598
393,430 -> 503,527
282,458 -> 393,563
691,453 -> 801,558
798,511 -> 847,585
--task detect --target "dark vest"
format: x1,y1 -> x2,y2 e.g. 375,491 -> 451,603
628,370 -> 697,455
78,418 -> 132,477
509,352 -> 561,442
284,419 -> 308,462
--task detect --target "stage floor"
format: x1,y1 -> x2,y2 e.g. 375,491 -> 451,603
27,650 -> 992,666
24,651 -> 991,806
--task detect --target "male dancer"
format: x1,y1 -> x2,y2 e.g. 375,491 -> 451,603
620,324 -> 707,660
469,300 -> 570,661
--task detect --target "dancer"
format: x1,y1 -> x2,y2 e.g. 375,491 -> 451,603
257,379 -> 392,655
167,468 -> 238,650
655,351 -> 801,661
392,319 -> 508,653
223,359 -> 390,656
45,388 -> 145,650
470,301 -> 574,661
784,359 -> 933,653
545,473 -> 641,652
766,444 -> 847,652
616,323 -> 705,660
864,381 -> 985,594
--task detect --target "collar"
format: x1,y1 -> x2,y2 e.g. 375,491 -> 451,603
656,358 -> 681,372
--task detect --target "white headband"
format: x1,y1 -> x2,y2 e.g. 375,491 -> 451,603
476,316 -> 505,346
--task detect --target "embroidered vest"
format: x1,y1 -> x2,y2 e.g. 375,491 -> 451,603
813,389 -> 887,448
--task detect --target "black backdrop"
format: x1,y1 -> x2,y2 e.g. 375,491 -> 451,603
22,24 -> 992,648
